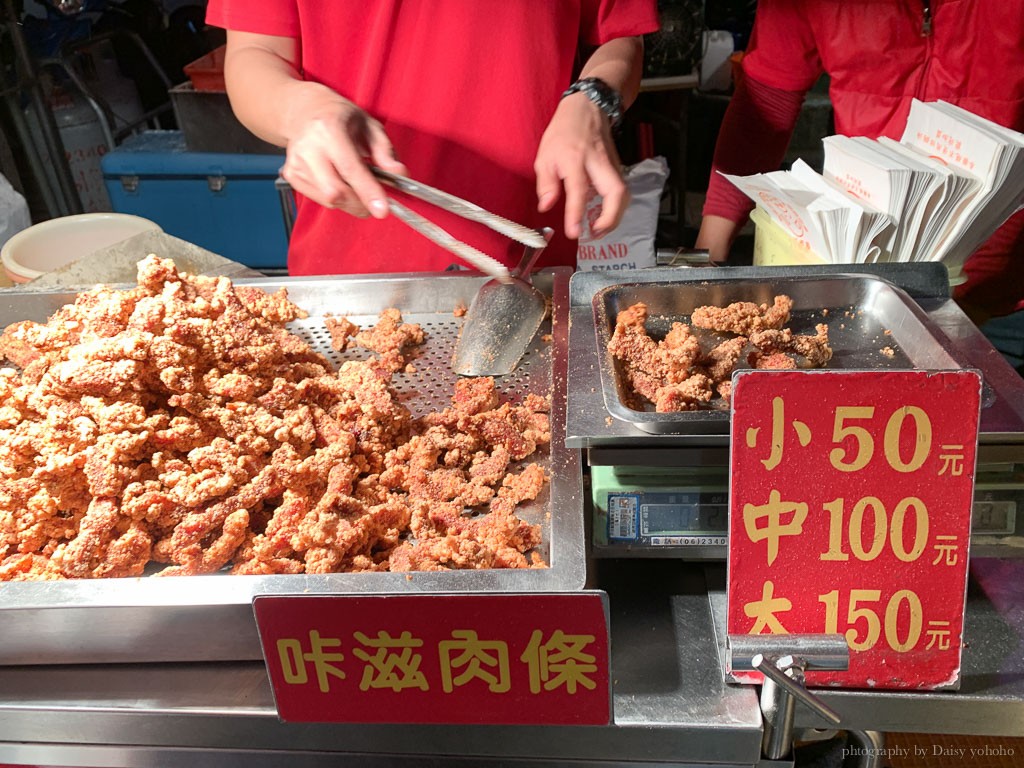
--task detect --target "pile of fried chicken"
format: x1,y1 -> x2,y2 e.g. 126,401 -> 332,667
609,295 -> 832,412
0,256 -> 548,581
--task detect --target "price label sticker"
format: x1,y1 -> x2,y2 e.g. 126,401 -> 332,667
726,369 -> 981,689
254,592 -> 611,724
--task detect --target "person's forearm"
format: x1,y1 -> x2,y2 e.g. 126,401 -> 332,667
703,74 -> 805,219
578,36 -> 644,108
222,30 -> 400,216
698,74 -> 806,261
695,215 -> 743,264
223,31 -> 343,147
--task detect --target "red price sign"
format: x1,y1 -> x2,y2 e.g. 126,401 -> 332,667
727,369 -> 981,689
254,592 -> 610,724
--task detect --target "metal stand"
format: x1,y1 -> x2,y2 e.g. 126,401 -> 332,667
0,1 -> 81,217
728,634 -> 885,768
58,29 -> 173,148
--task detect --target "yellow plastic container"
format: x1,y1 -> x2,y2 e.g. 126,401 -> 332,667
750,207 -> 827,267
750,207 -> 967,285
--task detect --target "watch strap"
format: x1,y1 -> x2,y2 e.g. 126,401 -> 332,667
561,77 -> 624,128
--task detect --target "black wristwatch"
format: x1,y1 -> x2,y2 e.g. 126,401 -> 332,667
561,77 -> 624,128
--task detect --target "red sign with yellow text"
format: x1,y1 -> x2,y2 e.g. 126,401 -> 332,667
727,370 -> 981,689
254,592 -> 610,724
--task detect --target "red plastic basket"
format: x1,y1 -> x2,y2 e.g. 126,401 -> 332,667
183,45 -> 226,91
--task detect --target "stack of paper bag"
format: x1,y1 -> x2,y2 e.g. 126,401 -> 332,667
722,100 -> 1024,276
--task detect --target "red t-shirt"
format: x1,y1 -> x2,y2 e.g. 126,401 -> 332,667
206,1 -> 659,276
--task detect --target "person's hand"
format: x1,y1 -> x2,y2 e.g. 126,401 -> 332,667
534,93 -> 629,239
281,83 -> 408,218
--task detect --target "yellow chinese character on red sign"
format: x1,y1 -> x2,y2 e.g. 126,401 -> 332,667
520,630 -> 598,694
743,580 -> 792,634
938,445 -> 966,476
439,630 -> 511,693
352,630 -> 429,692
743,489 -> 808,566
925,620 -> 952,651
932,534 -> 960,566
277,630 -> 346,693
745,396 -> 812,471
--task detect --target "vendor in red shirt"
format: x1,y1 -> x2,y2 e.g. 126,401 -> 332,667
696,0 -> 1024,359
205,1 -> 659,276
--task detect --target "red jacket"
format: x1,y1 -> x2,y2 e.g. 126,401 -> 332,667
705,0 -> 1024,316
743,0 -> 1024,141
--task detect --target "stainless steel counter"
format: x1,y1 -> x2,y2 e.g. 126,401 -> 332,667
707,558 -> 1024,737
0,563 -> 763,768
2,264 -> 1023,766
1,560 -> 1023,765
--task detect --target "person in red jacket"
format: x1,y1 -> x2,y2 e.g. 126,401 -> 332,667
696,0 -> 1024,369
205,1 -> 659,276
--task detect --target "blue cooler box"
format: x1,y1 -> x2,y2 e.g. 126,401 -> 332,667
102,131 -> 288,269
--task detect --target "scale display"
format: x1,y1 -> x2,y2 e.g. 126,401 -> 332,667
972,500 -> 1016,534
607,491 -> 727,546
594,460 -> 729,552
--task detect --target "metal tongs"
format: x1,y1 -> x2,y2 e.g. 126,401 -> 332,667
376,169 -> 552,376
371,167 -> 546,282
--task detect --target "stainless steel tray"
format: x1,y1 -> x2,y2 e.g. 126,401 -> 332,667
590,272 -> 961,435
0,269 -> 583,665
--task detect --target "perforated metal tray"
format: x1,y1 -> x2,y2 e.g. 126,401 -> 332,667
0,269 -> 583,665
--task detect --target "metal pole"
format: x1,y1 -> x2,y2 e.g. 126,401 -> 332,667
846,729 -> 886,768
760,673 -> 797,760
3,6 -> 82,214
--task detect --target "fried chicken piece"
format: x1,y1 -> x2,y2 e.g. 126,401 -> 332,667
751,352 -> 798,370
452,377 -> 500,415
298,499 -> 411,575
608,303 -> 668,380
489,463 -> 546,516
390,487 -> 543,572
468,446 -> 512,485
701,336 -> 749,383
234,286 -> 308,324
654,373 -> 714,413
324,315 -> 359,353
0,321 -> 43,367
608,295 -> 833,413
749,323 -> 832,367
49,498 -> 151,579
352,308 -> 425,372
691,295 -> 793,335
610,305 -> 705,396
659,322 -> 702,380
0,553 -> 65,581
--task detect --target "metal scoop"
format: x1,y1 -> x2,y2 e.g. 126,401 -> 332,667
452,228 -> 553,377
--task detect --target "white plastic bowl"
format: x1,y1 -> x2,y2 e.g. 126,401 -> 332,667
1,213 -> 162,284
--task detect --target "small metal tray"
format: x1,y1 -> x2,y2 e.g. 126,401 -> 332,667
0,269 -> 583,665
593,273 -> 962,435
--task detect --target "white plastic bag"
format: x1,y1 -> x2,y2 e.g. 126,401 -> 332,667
576,156 -> 669,272
0,173 -> 31,250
